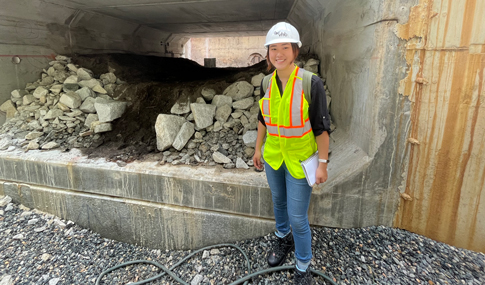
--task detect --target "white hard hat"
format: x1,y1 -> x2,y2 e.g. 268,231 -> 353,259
264,22 -> 302,48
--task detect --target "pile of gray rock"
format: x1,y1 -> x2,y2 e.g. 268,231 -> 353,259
0,55 -> 127,151
0,55 -> 332,170
156,74 -> 265,169
155,58 -> 334,169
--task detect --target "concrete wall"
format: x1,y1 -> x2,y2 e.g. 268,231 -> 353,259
0,0 -> 171,125
393,0 -> 485,253
185,36 -> 266,67
0,149 -> 275,250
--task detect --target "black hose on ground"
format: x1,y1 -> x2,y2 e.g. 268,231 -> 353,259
95,243 -> 338,285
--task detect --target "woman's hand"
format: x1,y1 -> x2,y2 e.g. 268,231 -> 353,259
315,163 -> 328,184
253,150 -> 264,171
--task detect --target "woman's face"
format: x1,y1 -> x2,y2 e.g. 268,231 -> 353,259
268,42 -> 295,72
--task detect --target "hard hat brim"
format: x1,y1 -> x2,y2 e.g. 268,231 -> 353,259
265,38 -> 302,48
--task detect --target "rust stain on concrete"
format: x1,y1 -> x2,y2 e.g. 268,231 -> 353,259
394,0 -> 485,253
395,0 -> 433,97
395,0 -> 430,40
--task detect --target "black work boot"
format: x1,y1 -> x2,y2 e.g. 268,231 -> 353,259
293,266 -> 313,285
267,232 -> 294,267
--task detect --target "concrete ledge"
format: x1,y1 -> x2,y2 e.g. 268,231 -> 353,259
0,144 -> 399,249
0,181 -> 274,250
0,149 -> 273,219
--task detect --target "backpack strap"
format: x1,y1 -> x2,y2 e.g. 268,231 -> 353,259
302,70 -> 313,105
263,70 -> 314,106
262,74 -> 272,92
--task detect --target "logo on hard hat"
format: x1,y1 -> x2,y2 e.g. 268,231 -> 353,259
274,30 -> 289,37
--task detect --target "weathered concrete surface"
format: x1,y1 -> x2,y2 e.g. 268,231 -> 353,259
0,181 -> 273,250
288,0 -> 414,228
0,143 -> 395,249
0,149 -> 275,249
393,0 -> 485,253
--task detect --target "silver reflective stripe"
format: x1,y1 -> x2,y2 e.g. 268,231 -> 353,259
290,80 -> 303,127
296,68 -> 305,78
267,125 -> 279,135
265,116 -> 271,124
262,100 -> 270,116
279,120 -> 312,138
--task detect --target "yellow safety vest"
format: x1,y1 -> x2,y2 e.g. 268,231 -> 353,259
259,66 -> 317,179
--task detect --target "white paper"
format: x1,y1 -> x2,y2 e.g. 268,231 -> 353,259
300,151 -> 319,186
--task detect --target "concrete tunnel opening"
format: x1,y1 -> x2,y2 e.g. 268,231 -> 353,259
0,1 -> 414,250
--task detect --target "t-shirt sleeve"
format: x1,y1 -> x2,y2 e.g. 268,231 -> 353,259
309,75 -> 332,136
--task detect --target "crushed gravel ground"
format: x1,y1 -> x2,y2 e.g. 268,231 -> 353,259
0,199 -> 484,285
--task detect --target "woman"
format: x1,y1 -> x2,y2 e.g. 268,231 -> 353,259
253,22 -> 331,285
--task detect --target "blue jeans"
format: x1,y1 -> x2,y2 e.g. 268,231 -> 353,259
264,161 -> 313,263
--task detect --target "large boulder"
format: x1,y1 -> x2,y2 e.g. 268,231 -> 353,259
170,99 -> 191,115
33,87 -> 49,99
94,98 -> 127,123
232,97 -> 254,110
75,87 -> 95,101
67,63 -> 78,72
41,141 -> 59,150
223,81 -> 254,101
63,75 -> 79,91
201,87 -> 216,101
53,71 -> 69,83
43,109 -> 64,120
92,85 -> 107,94
85,113 -> 99,128
78,79 -> 101,89
93,122 -> 112,133
11,89 -> 27,103
25,131 -> 43,140
212,151 -> 231,164
236,157 -> 249,169
23,95 -> 35,105
77,68 -> 93,80
0,100 -> 17,119
251,73 -> 265,87
79,97 -> 96,113
190,103 -> 216,129
104,84 -> 117,95
215,104 -> 232,123
172,121 -> 195,151
242,130 -> 258,147
100,73 -> 117,85
40,76 -> 54,86
50,84 -> 63,95
304,59 -> 320,74
211,95 -> 232,107
59,92 -> 82,109
155,114 -> 186,151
